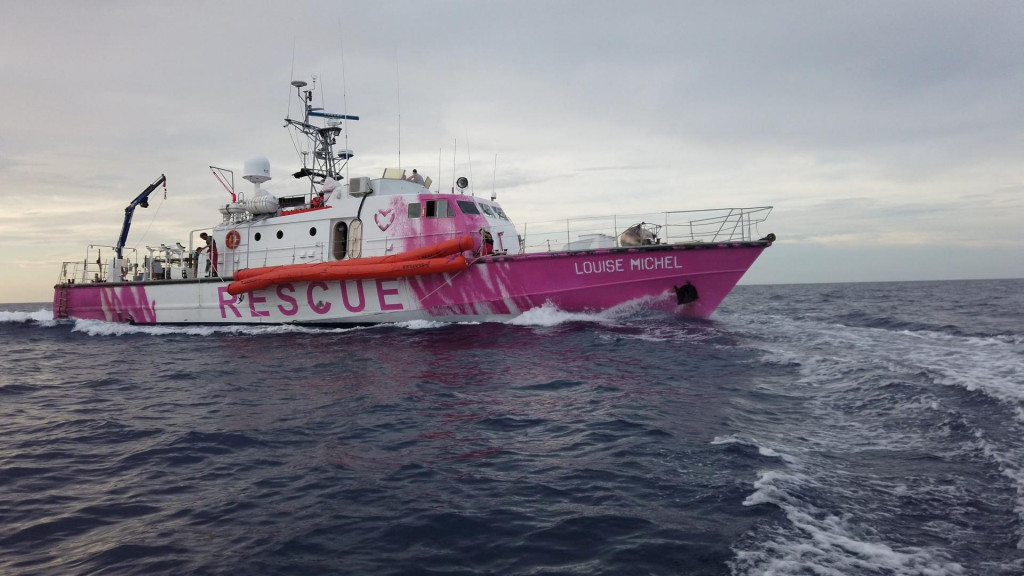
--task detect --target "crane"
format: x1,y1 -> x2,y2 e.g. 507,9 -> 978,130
115,174 -> 166,259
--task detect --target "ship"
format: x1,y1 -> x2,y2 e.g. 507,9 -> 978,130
53,79 -> 775,325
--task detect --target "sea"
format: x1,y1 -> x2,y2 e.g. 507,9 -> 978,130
1,279 -> 1022,576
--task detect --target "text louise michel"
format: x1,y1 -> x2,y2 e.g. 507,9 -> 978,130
573,255 -> 683,275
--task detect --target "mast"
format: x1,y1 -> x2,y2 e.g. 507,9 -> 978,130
284,80 -> 359,194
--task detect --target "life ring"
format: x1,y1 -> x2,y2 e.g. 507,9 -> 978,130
225,230 -> 241,250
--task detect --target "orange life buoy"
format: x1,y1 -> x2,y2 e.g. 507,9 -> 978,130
225,230 -> 241,250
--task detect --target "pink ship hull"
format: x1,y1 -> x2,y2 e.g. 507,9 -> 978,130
53,241 -> 770,324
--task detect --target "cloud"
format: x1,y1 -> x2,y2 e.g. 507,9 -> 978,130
1,1 -> 1023,303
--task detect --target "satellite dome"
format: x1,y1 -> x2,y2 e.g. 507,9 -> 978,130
243,156 -> 271,184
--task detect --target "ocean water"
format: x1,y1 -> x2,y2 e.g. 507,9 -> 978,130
1,279 -> 1022,576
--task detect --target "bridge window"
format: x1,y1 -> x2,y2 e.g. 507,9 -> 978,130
457,200 -> 480,215
408,203 -> 421,218
425,200 -> 453,218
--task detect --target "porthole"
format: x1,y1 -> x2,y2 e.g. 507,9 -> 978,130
276,230 -> 283,239
254,232 -> 262,241
309,227 -> 317,236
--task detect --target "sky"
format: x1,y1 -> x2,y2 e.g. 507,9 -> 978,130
2,1 -> 1022,303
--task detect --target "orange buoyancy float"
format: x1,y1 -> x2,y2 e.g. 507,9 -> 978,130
227,253 -> 470,296
233,235 -> 475,283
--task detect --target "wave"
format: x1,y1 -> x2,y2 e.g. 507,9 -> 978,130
967,430 -> 1024,550
505,301 -> 617,327
0,309 -> 58,326
732,468 -> 968,576
713,430 -> 975,574
4,297 -> 673,335
738,313 -> 1024,421
392,319 -> 476,330
725,309 -> 1024,570
726,280 -> 1024,342
506,295 -> 680,328
711,435 -> 797,464
68,319 -> 372,337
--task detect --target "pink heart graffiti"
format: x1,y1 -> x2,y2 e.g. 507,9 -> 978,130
374,208 -> 395,231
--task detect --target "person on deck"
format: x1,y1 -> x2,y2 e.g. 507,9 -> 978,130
407,169 -> 424,185
480,229 -> 494,256
198,232 -> 218,277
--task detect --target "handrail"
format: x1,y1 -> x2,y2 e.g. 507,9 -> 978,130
519,206 -> 772,253
56,206 -> 773,285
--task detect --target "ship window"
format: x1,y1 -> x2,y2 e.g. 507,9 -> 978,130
479,203 -> 495,217
309,227 -> 317,236
492,206 -> 509,220
457,200 -> 480,215
276,230 -> 283,239
425,200 -> 453,218
254,232 -> 262,241
333,221 -> 348,260
408,203 -> 421,218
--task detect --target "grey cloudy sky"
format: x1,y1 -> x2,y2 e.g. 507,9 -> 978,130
2,1 -> 1022,302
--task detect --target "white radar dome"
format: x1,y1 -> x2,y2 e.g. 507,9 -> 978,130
243,156 -> 272,184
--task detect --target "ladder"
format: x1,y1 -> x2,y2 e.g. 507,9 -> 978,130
55,287 -> 69,319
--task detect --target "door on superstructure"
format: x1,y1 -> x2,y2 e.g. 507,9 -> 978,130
347,219 -> 363,259
333,221 -> 348,260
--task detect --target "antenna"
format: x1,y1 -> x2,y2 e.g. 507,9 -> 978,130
317,72 -> 325,115
311,74 -> 318,118
289,79 -> 309,167
465,129 -> 474,196
288,37 -> 297,116
492,154 -> 497,201
438,147 -> 442,193
339,21 -> 350,182
452,138 -> 457,193
396,60 -> 402,168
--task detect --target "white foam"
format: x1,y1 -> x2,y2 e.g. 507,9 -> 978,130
0,308 -> 57,326
969,429 -> 1024,549
729,312 -> 1024,565
602,293 -> 675,317
388,319 -> 453,330
67,317 -> 491,337
69,319 -> 369,337
757,446 -> 788,460
711,435 -> 798,464
734,469 -> 967,576
504,295 -> 677,328
905,331 -> 1024,409
505,301 -> 612,327
748,315 -> 1024,422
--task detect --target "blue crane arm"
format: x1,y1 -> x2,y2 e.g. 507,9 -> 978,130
115,174 -> 166,259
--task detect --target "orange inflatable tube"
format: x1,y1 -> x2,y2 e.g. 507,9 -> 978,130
233,235 -> 475,283
228,254 -> 469,295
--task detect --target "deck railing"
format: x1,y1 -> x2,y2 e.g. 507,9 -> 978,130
57,207 -> 774,284
518,206 -> 773,253
57,245 -> 140,284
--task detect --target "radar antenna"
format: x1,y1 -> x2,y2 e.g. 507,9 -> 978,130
284,79 -> 359,195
